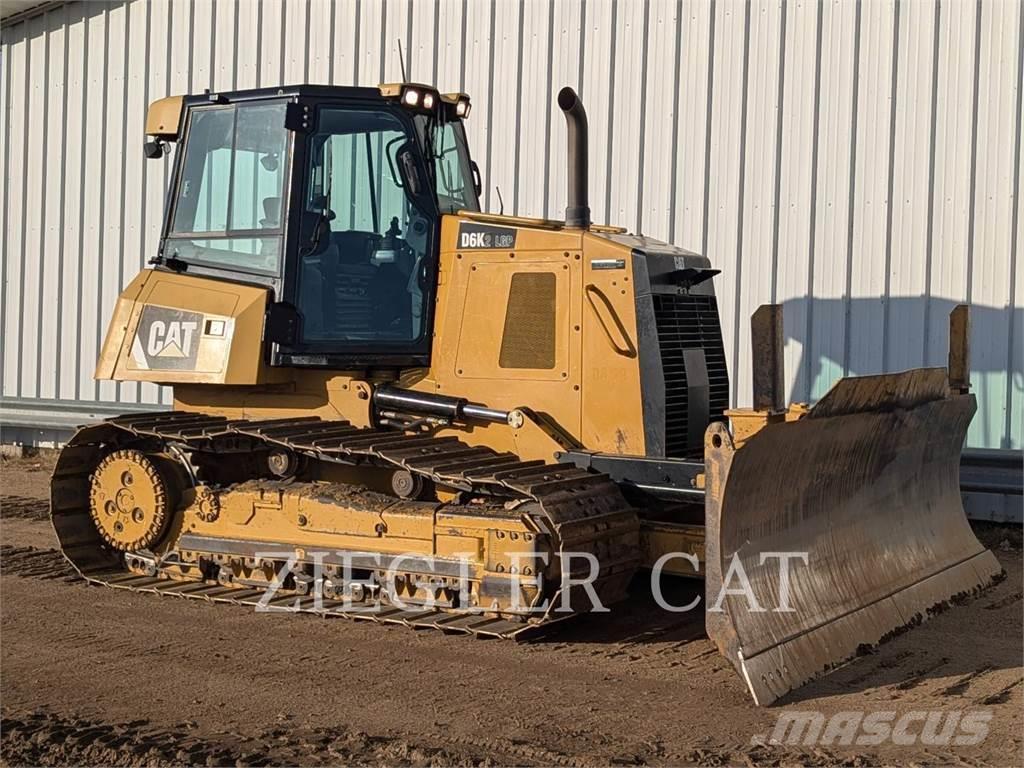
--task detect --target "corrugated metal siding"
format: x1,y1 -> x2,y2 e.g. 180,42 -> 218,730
1,0 -> 1021,449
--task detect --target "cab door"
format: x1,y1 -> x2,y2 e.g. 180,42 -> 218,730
273,102 -> 440,368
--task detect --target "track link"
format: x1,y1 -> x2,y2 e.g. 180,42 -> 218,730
51,411 -> 640,639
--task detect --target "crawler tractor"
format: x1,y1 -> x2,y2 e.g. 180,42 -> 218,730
51,83 -> 1001,705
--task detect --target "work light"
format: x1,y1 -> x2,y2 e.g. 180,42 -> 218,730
441,93 -> 472,119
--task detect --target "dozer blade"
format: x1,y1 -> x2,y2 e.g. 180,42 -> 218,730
704,368 -> 1003,706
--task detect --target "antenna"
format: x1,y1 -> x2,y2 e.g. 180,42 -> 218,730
495,186 -> 505,215
397,38 -> 408,81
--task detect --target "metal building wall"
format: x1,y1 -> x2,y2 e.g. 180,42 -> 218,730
1,0 -> 1021,450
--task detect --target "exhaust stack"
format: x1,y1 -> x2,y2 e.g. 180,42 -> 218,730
557,87 -> 591,229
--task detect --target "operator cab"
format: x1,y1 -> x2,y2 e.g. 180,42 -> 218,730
148,84 -> 480,368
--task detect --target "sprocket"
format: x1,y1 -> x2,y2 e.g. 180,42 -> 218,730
89,449 -> 173,551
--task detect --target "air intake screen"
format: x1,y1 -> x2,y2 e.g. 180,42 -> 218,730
499,272 -> 557,369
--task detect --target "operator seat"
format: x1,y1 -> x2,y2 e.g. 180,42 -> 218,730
318,229 -> 380,340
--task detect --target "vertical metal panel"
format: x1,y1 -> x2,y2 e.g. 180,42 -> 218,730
57,2 -> 84,402
118,0 -> 148,404
257,0 -> 282,88
0,0 -> 1020,450
515,0 -> 554,217
807,0 -> 858,406
544,0 -> 584,219
734,0 -> 784,407
706,0 -> 750,406
671,0 -> 713,248
99,0 -> 126,404
23,12 -> 47,399
638,0 -> 677,240
408,0 -> 437,84
487,0 -> 524,215
845,0 -> 894,381
0,18 -> 11,400
885,0 -> 926,376
462,1 -> 494,208
283,0 -> 309,84
214,0 -> 238,90
78,4 -> 105,402
607,0 -> 645,232
775,0 -> 819,405
434,0 -> 465,93
38,7 -> 65,401
967,0 -> 1020,449
4,21 -> 28,399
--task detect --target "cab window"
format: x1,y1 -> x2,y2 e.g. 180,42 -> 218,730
432,121 -> 478,213
166,102 -> 289,275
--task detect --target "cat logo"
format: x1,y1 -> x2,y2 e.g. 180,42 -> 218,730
147,319 -> 197,358
130,305 -> 203,370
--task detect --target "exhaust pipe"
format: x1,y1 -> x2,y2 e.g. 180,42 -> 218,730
557,87 -> 591,229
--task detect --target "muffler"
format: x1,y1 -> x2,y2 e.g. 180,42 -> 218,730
557,86 -> 591,229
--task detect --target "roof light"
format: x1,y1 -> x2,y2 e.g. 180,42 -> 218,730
379,83 -> 450,113
441,92 -> 472,119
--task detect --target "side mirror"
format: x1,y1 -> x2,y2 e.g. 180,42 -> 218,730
143,139 -> 165,159
471,161 -> 482,197
397,144 -> 423,196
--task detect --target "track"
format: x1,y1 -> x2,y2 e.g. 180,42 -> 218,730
50,412 -> 640,639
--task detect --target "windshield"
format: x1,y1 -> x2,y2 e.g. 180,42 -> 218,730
415,115 -> 479,214
166,102 -> 289,275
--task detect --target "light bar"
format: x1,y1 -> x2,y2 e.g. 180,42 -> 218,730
379,82 -> 443,114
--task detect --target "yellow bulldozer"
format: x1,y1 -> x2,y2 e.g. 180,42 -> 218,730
50,82 -> 1001,706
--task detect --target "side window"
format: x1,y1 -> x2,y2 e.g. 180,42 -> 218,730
297,108 -> 434,346
173,108 -> 234,233
434,123 -> 473,213
168,103 -> 288,275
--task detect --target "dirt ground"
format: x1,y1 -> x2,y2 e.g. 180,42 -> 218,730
1,454 -> 1021,767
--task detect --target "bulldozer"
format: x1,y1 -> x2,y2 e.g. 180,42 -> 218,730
50,82 -> 1002,706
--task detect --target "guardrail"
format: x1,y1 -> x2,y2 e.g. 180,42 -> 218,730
960,449 -> 1023,524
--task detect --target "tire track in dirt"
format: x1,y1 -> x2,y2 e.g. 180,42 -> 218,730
0,495 -> 49,521
0,545 -> 77,581
838,650 -> 916,688
937,666 -> 996,697
983,591 -> 1022,610
978,678 -> 1023,706
893,657 -> 951,691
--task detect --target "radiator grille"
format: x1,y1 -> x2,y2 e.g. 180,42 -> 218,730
652,293 -> 730,457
